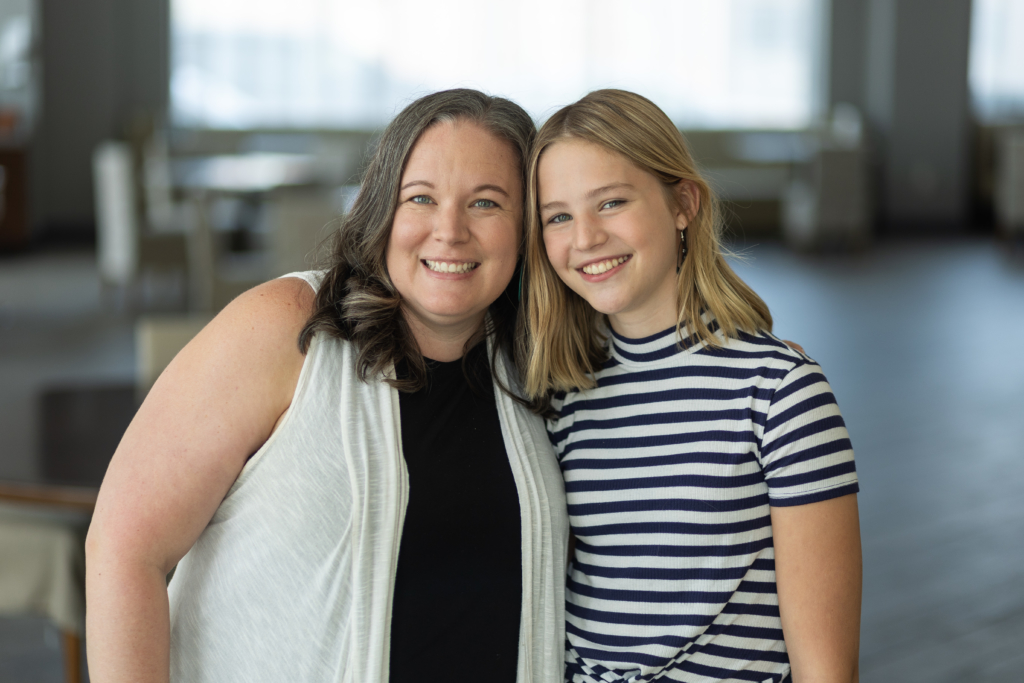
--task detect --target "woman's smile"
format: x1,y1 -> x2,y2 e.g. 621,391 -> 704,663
422,259 -> 480,275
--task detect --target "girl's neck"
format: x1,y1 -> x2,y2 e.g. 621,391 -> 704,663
607,303 -> 679,340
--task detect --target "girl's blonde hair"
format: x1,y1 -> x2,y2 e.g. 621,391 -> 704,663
520,89 -> 772,400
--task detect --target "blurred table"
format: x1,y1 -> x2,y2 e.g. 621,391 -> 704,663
173,152 -> 319,194
0,482 -> 97,512
172,153 -> 322,311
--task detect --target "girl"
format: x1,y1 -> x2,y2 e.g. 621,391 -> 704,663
521,90 -> 861,683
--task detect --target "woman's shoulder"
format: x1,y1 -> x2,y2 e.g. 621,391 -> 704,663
220,276 -> 317,340
278,269 -> 327,294
192,276 -> 317,387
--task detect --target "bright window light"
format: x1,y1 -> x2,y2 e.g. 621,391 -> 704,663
172,0 -> 824,130
970,0 -> 1024,122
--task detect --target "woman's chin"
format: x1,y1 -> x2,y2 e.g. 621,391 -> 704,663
403,299 -> 488,329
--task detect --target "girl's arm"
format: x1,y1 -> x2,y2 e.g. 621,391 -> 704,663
772,493 -> 862,683
85,278 -> 313,683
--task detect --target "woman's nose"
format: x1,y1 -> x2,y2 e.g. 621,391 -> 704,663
571,214 -> 606,252
433,204 -> 471,244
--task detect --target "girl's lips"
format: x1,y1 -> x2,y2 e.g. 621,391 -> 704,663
577,255 -> 631,283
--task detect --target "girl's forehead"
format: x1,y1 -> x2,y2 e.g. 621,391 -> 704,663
538,139 -> 652,189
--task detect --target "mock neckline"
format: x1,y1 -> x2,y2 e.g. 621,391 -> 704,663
608,324 -> 697,367
606,309 -> 729,367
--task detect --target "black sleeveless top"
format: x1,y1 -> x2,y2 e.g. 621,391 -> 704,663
389,344 -> 523,682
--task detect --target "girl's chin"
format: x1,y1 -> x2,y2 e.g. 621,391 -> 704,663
574,295 -> 624,318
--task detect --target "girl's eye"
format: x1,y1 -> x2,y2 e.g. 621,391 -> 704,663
410,195 -> 433,204
546,213 -> 571,226
601,199 -> 625,210
473,199 -> 497,209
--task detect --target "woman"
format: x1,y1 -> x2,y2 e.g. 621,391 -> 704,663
85,89 -> 569,683
521,90 -> 861,683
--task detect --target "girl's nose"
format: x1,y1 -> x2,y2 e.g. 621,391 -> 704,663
572,214 -> 606,252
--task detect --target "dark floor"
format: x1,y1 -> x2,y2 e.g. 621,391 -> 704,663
730,237 -> 1024,681
1,238 -> 1023,681
0,616 -> 75,683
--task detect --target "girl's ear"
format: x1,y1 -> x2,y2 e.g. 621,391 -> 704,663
672,180 -> 701,231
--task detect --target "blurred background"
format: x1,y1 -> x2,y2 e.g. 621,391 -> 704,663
0,0 -> 1022,681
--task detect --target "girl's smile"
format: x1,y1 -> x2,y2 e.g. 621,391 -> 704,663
576,254 -> 631,280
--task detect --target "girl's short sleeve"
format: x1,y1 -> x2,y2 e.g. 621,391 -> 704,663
759,361 -> 859,507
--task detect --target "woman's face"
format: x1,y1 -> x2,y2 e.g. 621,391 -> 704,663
386,120 -> 522,345
538,139 -> 689,338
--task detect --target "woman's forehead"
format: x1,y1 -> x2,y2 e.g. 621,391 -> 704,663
403,120 -> 521,192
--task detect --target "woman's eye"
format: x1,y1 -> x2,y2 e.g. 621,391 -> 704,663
473,199 -> 497,209
410,195 -> 433,204
546,213 -> 571,225
601,199 -> 624,210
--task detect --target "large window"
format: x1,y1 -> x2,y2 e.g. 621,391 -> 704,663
172,0 -> 824,130
970,0 -> 1024,122
0,0 -> 37,141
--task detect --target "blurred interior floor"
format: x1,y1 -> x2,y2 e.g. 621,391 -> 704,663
1,237 -> 1023,682
730,236 -> 1024,682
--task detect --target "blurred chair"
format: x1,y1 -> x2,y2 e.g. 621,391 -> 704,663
995,127 -> 1024,237
0,501 -> 90,683
136,315 -> 212,398
782,103 -> 871,248
92,141 -> 188,303
265,187 -> 339,277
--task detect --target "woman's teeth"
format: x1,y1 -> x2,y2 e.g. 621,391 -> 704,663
581,256 -> 628,275
424,260 -> 478,274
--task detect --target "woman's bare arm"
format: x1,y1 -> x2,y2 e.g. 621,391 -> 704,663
772,493 -> 862,683
782,340 -> 805,355
85,278 -> 313,683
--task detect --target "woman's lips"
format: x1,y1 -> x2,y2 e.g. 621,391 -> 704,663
577,255 -> 631,281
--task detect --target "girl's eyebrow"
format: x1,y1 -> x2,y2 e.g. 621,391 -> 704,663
541,182 -> 636,212
586,182 -> 635,199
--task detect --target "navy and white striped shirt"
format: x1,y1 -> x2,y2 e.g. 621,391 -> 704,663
550,319 -> 858,683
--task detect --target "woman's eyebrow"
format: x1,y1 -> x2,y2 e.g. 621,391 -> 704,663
400,180 -> 434,191
474,184 -> 510,198
399,181 -> 509,198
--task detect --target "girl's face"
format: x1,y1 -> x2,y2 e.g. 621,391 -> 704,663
387,120 -> 521,345
538,139 -> 691,338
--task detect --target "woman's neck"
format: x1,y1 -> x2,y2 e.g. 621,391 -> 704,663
403,309 -> 485,362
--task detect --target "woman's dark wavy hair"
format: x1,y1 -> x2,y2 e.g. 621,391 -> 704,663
299,89 -> 536,392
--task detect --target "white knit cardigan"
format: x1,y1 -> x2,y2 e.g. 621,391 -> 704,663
167,272 -> 569,683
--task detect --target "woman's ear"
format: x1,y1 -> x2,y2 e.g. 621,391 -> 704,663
672,180 -> 701,231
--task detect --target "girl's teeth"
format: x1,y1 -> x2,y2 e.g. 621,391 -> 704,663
581,256 -> 628,275
425,260 -> 477,274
